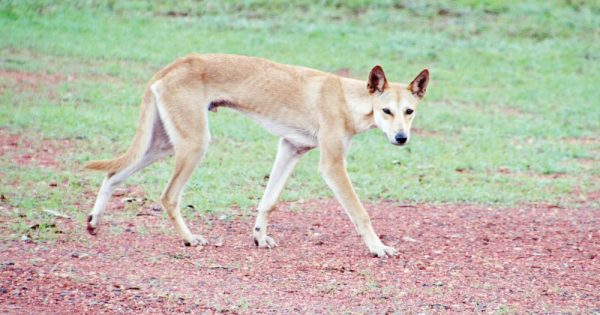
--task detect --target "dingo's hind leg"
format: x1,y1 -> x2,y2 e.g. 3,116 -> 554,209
153,81 -> 211,247
160,141 -> 208,247
87,103 -> 173,234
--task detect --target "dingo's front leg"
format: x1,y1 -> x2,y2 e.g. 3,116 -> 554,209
318,138 -> 397,258
253,138 -> 311,248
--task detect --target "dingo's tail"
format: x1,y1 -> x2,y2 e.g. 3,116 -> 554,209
85,90 -> 155,173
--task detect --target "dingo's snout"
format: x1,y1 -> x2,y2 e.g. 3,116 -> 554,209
394,132 -> 408,146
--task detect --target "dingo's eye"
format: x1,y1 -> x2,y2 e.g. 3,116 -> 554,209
382,108 -> 392,115
405,108 -> 414,115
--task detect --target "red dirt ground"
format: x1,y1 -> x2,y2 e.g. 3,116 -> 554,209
0,70 -> 74,100
1,199 -> 599,314
0,129 -> 75,169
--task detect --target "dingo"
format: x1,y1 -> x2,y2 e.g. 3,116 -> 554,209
85,54 -> 429,257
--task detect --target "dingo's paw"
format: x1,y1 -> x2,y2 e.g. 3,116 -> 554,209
183,234 -> 209,247
368,243 -> 398,258
87,214 -> 99,235
253,226 -> 277,249
253,234 -> 277,249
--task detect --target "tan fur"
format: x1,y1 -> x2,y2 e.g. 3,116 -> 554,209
85,54 -> 429,257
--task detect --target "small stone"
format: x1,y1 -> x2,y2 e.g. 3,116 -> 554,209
402,236 -> 417,243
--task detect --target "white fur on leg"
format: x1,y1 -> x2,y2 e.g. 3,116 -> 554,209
87,101 -> 172,235
87,177 -> 115,234
253,139 -> 311,248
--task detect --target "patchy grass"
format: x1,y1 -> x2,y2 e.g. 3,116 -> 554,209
1,0 -> 599,240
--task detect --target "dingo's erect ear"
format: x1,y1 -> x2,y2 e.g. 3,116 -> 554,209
367,65 -> 388,94
409,69 -> 429,99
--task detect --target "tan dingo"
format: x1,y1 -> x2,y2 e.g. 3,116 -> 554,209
85,54 -> 429,257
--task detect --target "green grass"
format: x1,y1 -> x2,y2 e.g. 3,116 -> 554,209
1,0 -> 599,239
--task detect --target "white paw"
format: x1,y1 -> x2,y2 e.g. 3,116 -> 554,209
253,234 -> 277,249
253,225 -> 277,249
183,234 -> 209,247
368,243 -> 398,258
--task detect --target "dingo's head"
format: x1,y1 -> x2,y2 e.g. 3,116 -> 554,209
367,66 -> 429,146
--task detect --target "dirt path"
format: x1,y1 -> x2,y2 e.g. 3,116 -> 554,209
1,200 -> 599,314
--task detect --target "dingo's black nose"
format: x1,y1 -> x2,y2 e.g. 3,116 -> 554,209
395,132 -> 408,144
